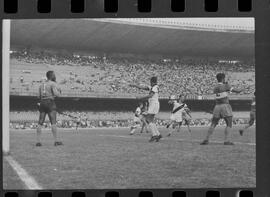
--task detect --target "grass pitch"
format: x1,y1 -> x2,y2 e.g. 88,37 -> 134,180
3,126 -> 255,189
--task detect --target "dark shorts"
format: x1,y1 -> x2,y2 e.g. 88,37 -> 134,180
212,104 -> 233,127
172,121 -> 182,129
145,114 -> 155,123
39,99 -> 56,113
38,99 -> 57,125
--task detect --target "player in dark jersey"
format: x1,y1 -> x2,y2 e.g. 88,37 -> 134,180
200,73 -> 242,145
239,92 -> 256,136
36,71 -> 63,147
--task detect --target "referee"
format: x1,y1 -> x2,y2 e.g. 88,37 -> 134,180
36,71 -> 63,147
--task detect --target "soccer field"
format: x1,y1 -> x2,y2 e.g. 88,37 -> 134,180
3,126 -> 255,189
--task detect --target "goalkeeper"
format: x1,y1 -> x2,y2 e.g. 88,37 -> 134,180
36,71 -> 63,147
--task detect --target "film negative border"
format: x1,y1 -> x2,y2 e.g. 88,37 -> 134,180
1,0 -> 270,197
2,189 -> 256,197
1,0 -> 256,18
2,0 -> 254,14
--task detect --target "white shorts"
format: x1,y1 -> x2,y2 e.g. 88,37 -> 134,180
170,114 -> 183,123
133,116 -> 141,123
148,102 -> 160,115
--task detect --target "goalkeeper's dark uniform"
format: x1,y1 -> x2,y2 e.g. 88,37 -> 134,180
38,80 -> 61,125
36,71 -> 63,147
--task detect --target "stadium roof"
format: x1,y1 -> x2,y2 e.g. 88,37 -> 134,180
11,18 -> 254,58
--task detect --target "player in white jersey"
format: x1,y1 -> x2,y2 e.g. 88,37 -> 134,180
130,102 -> 143,135
179,94 -> 192,133
130,77 -> 162,142
166,95 -> 188,136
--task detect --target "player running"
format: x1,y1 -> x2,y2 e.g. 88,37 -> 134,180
179,94 -> 192,133
130,77 -> 162,142
200,73 -> 242,145
239,92 -> 256,136
36,71 -> 63,147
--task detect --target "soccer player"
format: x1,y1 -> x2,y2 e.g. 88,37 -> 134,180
200,73 -> 242,145
130,77 -> 162,142
139,102 -> 149,133
76,116 -> 81,131
130,102 -> 144,135
239,92 -> 256,136
179,94 -> 192,133
36,71 -> 63,147
166,95 -> 188,136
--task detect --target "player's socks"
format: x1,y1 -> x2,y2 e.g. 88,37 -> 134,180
153,124 -> 160,136
51,124 -> 58,142
148,123 -> 157,137
224,126 -> 232,143
36,125 -> 42,144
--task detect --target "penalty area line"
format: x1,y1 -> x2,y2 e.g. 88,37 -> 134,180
98,134 -> 256,146
5,156 -> 43,190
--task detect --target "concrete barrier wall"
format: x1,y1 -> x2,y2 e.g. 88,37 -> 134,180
10,95 -> 252,112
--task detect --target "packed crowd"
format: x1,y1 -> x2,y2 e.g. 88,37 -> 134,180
10,116 -> 249,130
10,49 -> 255,97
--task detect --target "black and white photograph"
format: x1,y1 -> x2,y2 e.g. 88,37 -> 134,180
2,18 -> 255,189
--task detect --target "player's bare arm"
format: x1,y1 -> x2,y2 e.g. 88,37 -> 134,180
137,91 -> 154,100
130,84 -> 150,91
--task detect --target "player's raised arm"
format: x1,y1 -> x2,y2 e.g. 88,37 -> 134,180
137,91 -> 154,100
51,83 -> 61,97
129,84 -> 150,91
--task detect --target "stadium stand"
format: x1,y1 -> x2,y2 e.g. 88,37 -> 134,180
10,50 -> 255,98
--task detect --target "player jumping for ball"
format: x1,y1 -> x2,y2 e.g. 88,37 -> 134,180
239,91 -> 256,136
166,95 -> 186,136
200,73 -> 242,145
36,71 -> 63,147
130,77 -> 162,142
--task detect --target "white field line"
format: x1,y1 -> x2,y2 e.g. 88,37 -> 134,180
98,134 -> 256,146
5,156 -> 43,190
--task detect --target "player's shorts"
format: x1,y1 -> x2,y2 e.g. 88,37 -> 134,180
133,116 -> 141,123
170,114 -> 183,123
39,99 -> 56,113
212,103 -> 233,119
147,102 -> 160,115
